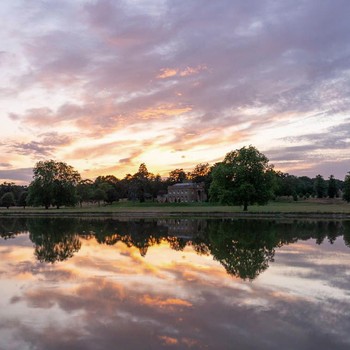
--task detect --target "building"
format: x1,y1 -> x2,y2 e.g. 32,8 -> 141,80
166,182 -> 207,203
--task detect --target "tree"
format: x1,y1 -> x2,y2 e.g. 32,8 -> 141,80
274,172 -> 298,198
130,163 -> 154,202
189,163 -> 212,199
27,160 -> 81,209
327,175 -> 338,198
190,163 -> 211,183
297,176 -> 315,197
209,146 -> 275,211
343,172 -> 350,202
168,168 -> 187,184
92,188 -> 107,206
18,191 -> 28,209
76,179 -> 94,207
314,174 -> 327,198
1,192 -> 15,209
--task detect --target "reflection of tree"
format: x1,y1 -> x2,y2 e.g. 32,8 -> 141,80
2,217 -> 349,277
92,220 -> 167,257
326,221 -> 340,244
191,239 -> 210,256
167,236 -> 188,251
0,218 -> 28,239
28,218 -> 81,263
34,234 -> 81,263
342,221 -> 350,248
206,220 -> 279,280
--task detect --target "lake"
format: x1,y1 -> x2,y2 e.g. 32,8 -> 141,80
0,217 -> 349,350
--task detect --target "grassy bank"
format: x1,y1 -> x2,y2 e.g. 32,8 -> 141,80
0,199 -> 350,218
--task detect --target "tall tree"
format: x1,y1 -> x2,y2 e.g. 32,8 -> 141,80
76,179 -> 94,207
190,163 -> 211,183
131,163 -> 154,202
343,172 -> 350,202
327,175 -> 338,198
274,172 -> 298,198
209,146 -> 275,211
314,174 -> 327,198
27,160 -> 81,209
189,163 -> 212,198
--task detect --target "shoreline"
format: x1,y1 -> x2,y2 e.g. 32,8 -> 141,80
1,209 -> 350,220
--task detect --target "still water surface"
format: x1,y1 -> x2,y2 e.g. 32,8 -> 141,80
0,217 -> 350,350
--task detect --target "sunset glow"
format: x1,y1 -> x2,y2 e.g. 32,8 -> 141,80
1,0 -> 350,183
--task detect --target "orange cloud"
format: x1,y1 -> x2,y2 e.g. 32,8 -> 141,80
157,65 -> 207,79
157,69 -> 178,79
140,295 -> 193,308
137,105 -> 192,120
158,336 -> 178,346
179,65 -> 207,77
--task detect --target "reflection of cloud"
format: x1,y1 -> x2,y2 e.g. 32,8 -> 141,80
140,295 -> 192,309
1,230 -> 350,349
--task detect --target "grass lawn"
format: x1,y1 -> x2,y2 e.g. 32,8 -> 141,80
0,199 -> 350,217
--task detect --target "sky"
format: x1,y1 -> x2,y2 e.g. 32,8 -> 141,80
1,0 -> 350,184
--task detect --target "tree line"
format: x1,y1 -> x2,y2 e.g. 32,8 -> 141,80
1,146 -> 350,210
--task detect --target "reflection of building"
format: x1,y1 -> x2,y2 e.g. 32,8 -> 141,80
165,182 -> 207,203
158,219 -> 207,236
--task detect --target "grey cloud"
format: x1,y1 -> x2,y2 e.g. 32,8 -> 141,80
0,168 -> 33,182
10,132 -> 73,157
265,118 -> 350,176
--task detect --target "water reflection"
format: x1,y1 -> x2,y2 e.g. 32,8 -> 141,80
0,218 -> 350,350
0,218 -> 349,280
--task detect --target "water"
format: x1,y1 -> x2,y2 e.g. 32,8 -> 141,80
0,217 -> 349,349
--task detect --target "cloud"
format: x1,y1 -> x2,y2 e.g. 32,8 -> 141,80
265,118 -> 350,176
1,0 -> 350,180
0,168 -> 33,183
9,132 -> 73,157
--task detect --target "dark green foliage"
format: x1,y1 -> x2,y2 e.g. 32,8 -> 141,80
314,174 -> 327,198
209,146 -> 275,211
0,192 -> 15,209
0,182 -> 27,205
275,172 -> 299,197
327,175 -> 338,198
27,160 -> 81,209
131,163 -> 154,202
93,188 -> 107,206
76,179 -> 94,207
343,172 -> 350,202
18,191 -> 28,208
